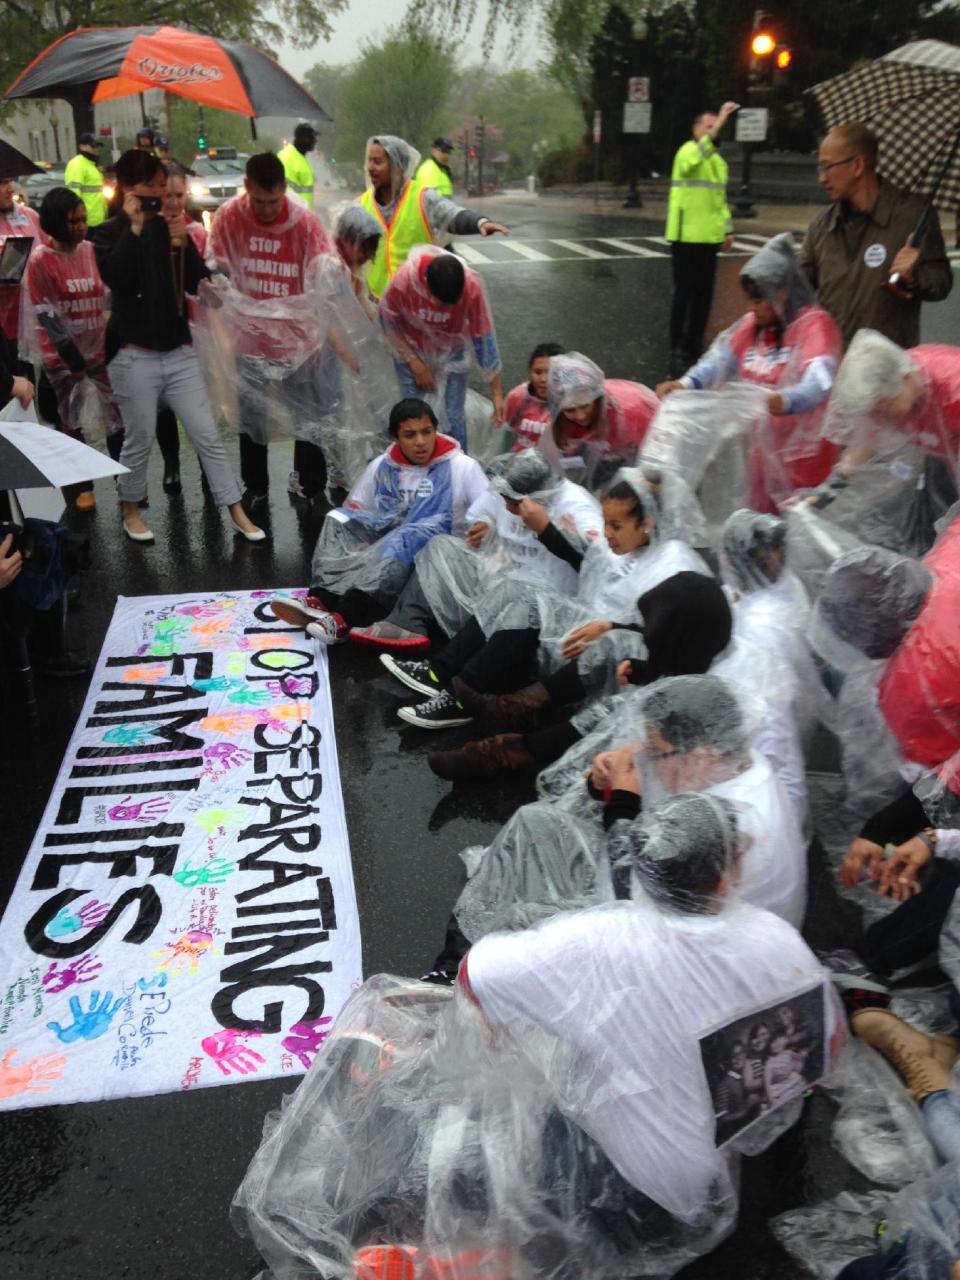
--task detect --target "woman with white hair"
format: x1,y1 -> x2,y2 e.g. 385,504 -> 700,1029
813,329 -> 960,552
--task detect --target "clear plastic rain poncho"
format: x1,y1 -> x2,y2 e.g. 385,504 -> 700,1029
379,245 -> 502,441
538,352 -> 659,493
308,205 -> 401,487
365,134 -> 422,206
414,449 -> 602,639
196,192 -> 350,455
309,430 -> 488,607
809,519 -> 960,822
460,674 -> 807,935
19,240 -> 123,449
714,510 -> 820,820
450,465 -> 710,695
641,383 -> 771,536
818,330 -> 960,555
234,795 -> 838,1280
678,234 -> 842,512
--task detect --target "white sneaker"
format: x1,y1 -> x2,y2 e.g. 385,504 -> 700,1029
306,613 -> 349,645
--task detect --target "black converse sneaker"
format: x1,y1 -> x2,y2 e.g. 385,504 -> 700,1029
380,654 -> 439,697
397,688 -> 472,729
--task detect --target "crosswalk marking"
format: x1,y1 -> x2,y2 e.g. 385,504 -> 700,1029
549,238 -> 612,259
595,237 -> 662,256
452,241 -> 492,265
500,241 -> 553,261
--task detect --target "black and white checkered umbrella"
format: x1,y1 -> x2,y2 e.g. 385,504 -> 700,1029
810,40 -> 960,210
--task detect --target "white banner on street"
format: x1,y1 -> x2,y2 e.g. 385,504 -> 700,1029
0,590 -> 361,1110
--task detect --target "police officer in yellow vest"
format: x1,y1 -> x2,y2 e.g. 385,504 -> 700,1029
665,101 -> 739,374
278,123 -> 317,210
416,136 -> 455,197
65,132 -> 108,227
358,133 -> 508,301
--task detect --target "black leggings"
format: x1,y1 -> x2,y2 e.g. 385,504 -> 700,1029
861,860 -> 960,977
431,620 -> 541,693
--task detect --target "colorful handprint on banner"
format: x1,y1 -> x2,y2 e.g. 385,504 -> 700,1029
281,1017 -> 333,1069
0,1049 -> 67,1099
41,954 -> 102,994
153,930 -> 219,977
46,991 -> 125,1043
201,1028 -> 265,1077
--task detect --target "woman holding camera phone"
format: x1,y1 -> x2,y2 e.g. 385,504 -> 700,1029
90,149 -> 263,544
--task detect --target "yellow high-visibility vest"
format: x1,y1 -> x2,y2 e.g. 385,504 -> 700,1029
358,181 -> 433,300
64,153 -> 108,227
278,144 -> 315,210
416,156 -> 454,198
665,136 -> 731,244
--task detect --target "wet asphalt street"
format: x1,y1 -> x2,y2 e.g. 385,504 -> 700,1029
1,196 -> 959,1280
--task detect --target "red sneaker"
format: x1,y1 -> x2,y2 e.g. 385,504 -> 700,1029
349,621 -> 430,653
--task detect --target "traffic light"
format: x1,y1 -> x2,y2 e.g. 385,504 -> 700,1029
197,132 -> 206,152
750,31 -> 775,57
776,47 -> 792,69
474,122 -> 483,148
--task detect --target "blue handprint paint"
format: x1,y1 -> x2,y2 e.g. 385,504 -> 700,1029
46,991 -> 125,1043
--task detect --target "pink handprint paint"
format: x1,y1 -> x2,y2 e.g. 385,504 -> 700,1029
201,1028 -> 266,1077
281,1016 -> 333,1069
107,795 -> 171,823
41,954 -> 102,994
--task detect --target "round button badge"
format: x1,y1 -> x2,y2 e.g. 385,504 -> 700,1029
864,243 -> 887,269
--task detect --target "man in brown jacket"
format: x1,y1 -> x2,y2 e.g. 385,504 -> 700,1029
800,122 -> 952,349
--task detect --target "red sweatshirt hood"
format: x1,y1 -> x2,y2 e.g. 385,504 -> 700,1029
387,433 -> 460,466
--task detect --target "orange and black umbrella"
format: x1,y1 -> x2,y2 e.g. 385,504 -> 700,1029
5,25 -> 330,121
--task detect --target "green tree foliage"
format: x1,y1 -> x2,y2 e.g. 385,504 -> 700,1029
329,26 -> 456,170
408,0 -> 960,157
164,95 -> 278,165
0,0 -> 346,135
444,68 -> 583,178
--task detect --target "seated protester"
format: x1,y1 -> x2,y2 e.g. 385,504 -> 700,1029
541,351 -> 659,491
20,187 -> 124,511
712,509 -> 817,823
657,233 -> 842,513
811,516 -> 960,817
458,795 -> 835,1255
815,329 -> 960,554
270,398 -> 487,643
438,675 -> 809,976
339,448 -> 603,653
235,795 -> 837,1280
426,572 -> 732,782
383,466 -> 710,730
838,786 -> 960,993
379,245 -> 505,452
504,341 -> 565,451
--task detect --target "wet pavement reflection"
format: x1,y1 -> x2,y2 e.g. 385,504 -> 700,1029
1,196 -> 958,1279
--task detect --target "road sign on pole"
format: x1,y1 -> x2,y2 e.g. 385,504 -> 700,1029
735,107 -> 769,143
592,109 -> 602,144
627,77 -> 650,102
622,102 -> 652,133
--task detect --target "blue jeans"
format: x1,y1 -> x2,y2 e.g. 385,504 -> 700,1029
394,360 -> 469,453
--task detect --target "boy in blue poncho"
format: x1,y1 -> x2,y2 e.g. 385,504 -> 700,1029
272,398 -> 488,643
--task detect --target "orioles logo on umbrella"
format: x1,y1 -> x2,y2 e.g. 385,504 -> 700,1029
137,57 -> 224,85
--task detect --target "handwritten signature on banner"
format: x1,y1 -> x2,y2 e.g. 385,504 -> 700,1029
113,974 -> 174,1071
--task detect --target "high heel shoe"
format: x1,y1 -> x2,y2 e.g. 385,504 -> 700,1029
231,518 -> 267,542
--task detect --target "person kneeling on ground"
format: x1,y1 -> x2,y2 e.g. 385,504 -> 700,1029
271,398 -> 487,643
503,341 -> 565,450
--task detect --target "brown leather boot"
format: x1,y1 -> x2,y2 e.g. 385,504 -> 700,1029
450,676 -> 551,733
852,1008 -> 960,1102
428,733 -> 536,781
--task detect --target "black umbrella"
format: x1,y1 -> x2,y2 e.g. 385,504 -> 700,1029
5,25 -> 330,123
0,138 -> 43,182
